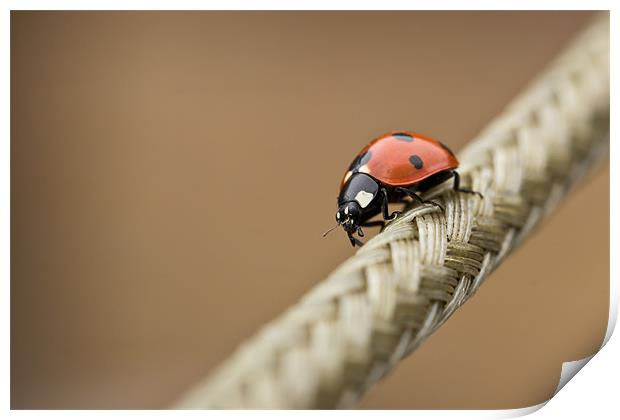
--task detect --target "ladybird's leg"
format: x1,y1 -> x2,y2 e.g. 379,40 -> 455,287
452,171 -> 484,199
380,189 -> 390,218
380,188 -> 401,220
395,187 -> 445,212
452,170 -> 460,190
394,187 -> 424,205
348,233 -> 364,247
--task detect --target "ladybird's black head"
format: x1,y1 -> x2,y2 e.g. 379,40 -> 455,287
336,201 -> 362,234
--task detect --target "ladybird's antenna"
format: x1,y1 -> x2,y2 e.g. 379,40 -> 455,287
322,223 -> 340,237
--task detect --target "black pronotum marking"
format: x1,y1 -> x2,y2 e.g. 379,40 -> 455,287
409,154 -> 424,169
359,151 -> 372,165
393,133 -> 414,142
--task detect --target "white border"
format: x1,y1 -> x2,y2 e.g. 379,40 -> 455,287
3,2 -> 617,418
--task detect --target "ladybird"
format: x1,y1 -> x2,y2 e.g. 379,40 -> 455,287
325,131 -> 478,247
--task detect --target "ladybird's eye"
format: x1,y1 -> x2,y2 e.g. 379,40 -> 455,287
336,212 -> 341,220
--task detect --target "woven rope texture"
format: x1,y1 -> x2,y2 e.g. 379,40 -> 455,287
176,15 -> 610,409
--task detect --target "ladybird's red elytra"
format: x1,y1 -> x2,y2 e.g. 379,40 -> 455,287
331,131 -> 479,247
340,131 -> 459,188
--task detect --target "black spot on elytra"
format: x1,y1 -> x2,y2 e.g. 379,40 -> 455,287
409,154 -> 424,169
393,133 -> 414,142
439,141 -> 455,156
359,151 -> 372,165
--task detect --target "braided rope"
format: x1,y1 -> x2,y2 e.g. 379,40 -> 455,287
176,15 -> 609,409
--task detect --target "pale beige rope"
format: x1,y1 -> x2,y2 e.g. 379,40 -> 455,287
176,15 -> 610,409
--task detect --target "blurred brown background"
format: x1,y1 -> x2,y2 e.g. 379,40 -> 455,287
11,11 -> 609,409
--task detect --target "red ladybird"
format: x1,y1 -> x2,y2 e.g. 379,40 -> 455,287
328,131 -> 477,247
